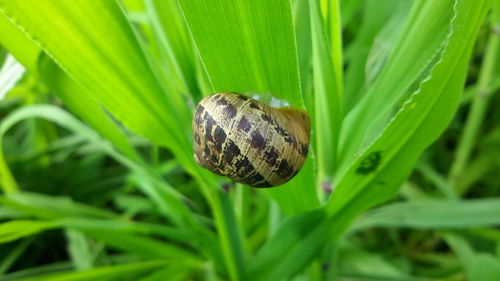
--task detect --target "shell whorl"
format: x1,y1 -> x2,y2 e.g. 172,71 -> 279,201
192,92 -> 310,187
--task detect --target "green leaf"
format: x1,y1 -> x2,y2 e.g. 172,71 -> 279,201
250,0 -> 493,279
60,223 -> 200,262
0,9 -> 139,163
0,192 -> 117,220
0,106 -> 197,228
352,199 -> 500,231
0,220 -> 55,243
65,229 -> 94,271
247,209 -> 329,281
18,260 -> 171,281
145,0 -> 198,98
178,0 -> 302,106
338,0 -> 456,169
445,232 -> 500,281
326,0 -> 492,217
343,0 -> 409,108
309,0 -> 343,184
0,0 -> 193,168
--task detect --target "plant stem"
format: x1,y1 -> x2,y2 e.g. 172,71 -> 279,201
448,15 -> 499,194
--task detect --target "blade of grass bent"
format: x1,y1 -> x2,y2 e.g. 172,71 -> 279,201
18,260 -> 171,281
326,0 -> 492,215
0,105 -> 197,228
0,1 -> 193,168
0,8 -> 139,162
338,0 -> 456,170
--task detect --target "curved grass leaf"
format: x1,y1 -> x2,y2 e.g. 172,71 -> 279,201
0,10 -> 139,163
326,0 -> 492,216
17,260 -> 171,281
445,233 -> 500,281
0,0 -> 193,169
0,105 -> 196,228
338,0 -> 456,169
0,192 -> 118,220
0,220 -> 55,243
352,199 -> 500,231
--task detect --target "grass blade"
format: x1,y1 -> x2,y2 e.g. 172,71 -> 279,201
352,199 -> 500,231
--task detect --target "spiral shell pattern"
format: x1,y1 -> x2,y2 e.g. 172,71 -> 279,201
192,92 -> 310,187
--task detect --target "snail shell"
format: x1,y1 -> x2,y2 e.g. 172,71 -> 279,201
192,92 -> 310,187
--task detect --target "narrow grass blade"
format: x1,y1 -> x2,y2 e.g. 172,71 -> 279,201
310,0 -> 343,185
444,232 -> 500,281
0,220 -> 55,243
343,0 -> 408,108
352,199 -> 500,231
65,229 -> 94,270
0,192 -> 118,220
18,260 -> 171,281
145,0 -> 198,98
448,5 -> 500,192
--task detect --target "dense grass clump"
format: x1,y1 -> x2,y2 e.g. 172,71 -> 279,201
0,0 -> 499,280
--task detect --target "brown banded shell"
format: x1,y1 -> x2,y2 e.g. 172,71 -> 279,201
192,92 -> 310,187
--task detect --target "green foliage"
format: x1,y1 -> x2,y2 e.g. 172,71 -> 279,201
0,0 -> 499,280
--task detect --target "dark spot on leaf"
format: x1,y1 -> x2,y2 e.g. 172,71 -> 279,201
356,151 -> 382,174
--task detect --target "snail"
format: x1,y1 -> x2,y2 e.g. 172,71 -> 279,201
192,92 -> 310,187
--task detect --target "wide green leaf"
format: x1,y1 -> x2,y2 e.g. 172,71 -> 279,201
0,0 -> 193,169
